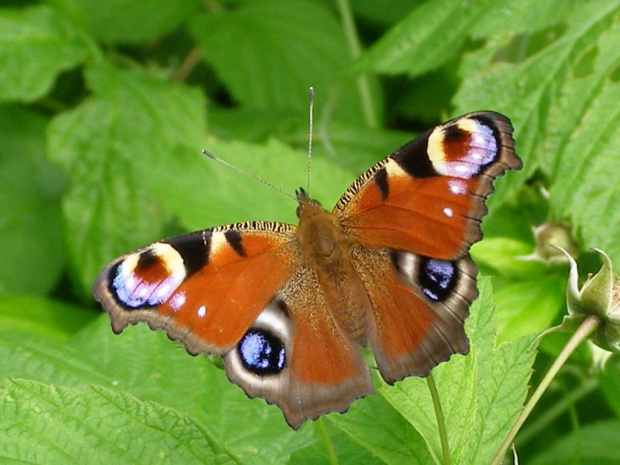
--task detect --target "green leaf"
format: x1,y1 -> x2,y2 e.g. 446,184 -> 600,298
350,1 -> 418,28
312,121 -> 414,176
0,5 -> 88,102
472,0 -> 579,37
454,0 -> 620,217
49,0 -> 202,44
379,277 -> 537,464
328,393 -> 434,464
189,0 -> 375,124
194,137 -> 356,228
544,5 -> 620,266
292,415 -> 400,465
362,0 -> 498,77
471,237 -> 546,280
0,379 -> 238,465
493,276 -> 566,344
528,420 -> 620,465
47,63 -> 207,296
0,104 -> 66,295
0,296 -> 96,341
0,316 -> 316,464
210,107 -> 412,177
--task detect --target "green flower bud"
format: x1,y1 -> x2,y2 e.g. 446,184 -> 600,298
559,248 -> 620,353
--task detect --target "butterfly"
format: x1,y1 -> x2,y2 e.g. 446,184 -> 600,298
93,111 -> 521,429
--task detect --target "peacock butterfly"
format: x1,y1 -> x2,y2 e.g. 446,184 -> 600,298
93,111 -> 521,429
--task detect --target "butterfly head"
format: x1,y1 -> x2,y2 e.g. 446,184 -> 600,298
295,187 -> 324,219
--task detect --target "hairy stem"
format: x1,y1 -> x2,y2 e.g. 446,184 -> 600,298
517,377 -> 598,446
490,315 -> 600,465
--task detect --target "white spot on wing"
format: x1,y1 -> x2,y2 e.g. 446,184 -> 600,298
455,164 -> 473,176
136,286 -> 150,299
448,179 -> 467,195
197,305 -> 207,318
473,133 -> 486,145
153,282 -> 172,301
170,292 -> 186,311
443,207 -> 454,218
470,151 -> 483,161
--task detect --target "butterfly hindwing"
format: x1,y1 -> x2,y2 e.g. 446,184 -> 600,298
351,245 -> 477,382
224,265 -> 373,429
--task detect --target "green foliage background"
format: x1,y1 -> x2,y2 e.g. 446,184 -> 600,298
0,0 -> 619,463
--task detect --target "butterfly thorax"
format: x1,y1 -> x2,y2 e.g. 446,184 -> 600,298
296,198 -> 344,265
295,193 -> 371,341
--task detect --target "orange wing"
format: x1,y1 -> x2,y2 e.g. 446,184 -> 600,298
335,112 -> 521,382
93,222 -> 297,355
351,246 -> 477,382
336,112 -> 520,260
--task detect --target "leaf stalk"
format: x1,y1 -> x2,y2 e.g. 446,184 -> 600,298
427,373 -> 451,465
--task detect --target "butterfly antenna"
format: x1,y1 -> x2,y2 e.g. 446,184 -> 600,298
307,86 -> 314,196
202,149 -> 297,202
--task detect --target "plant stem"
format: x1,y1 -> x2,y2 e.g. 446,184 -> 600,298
490,315 -> 600,465
427,373 -> 451,465
173,47 -> 202,83
316,417 -> 338,465
516,377 -> 598,446
335,0 -> 379,128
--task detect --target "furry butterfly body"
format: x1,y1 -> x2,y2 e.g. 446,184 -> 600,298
93,111 -> 521,429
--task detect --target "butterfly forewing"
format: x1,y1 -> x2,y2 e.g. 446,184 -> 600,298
336,111 -> 521,260
93,222 -> 298,355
